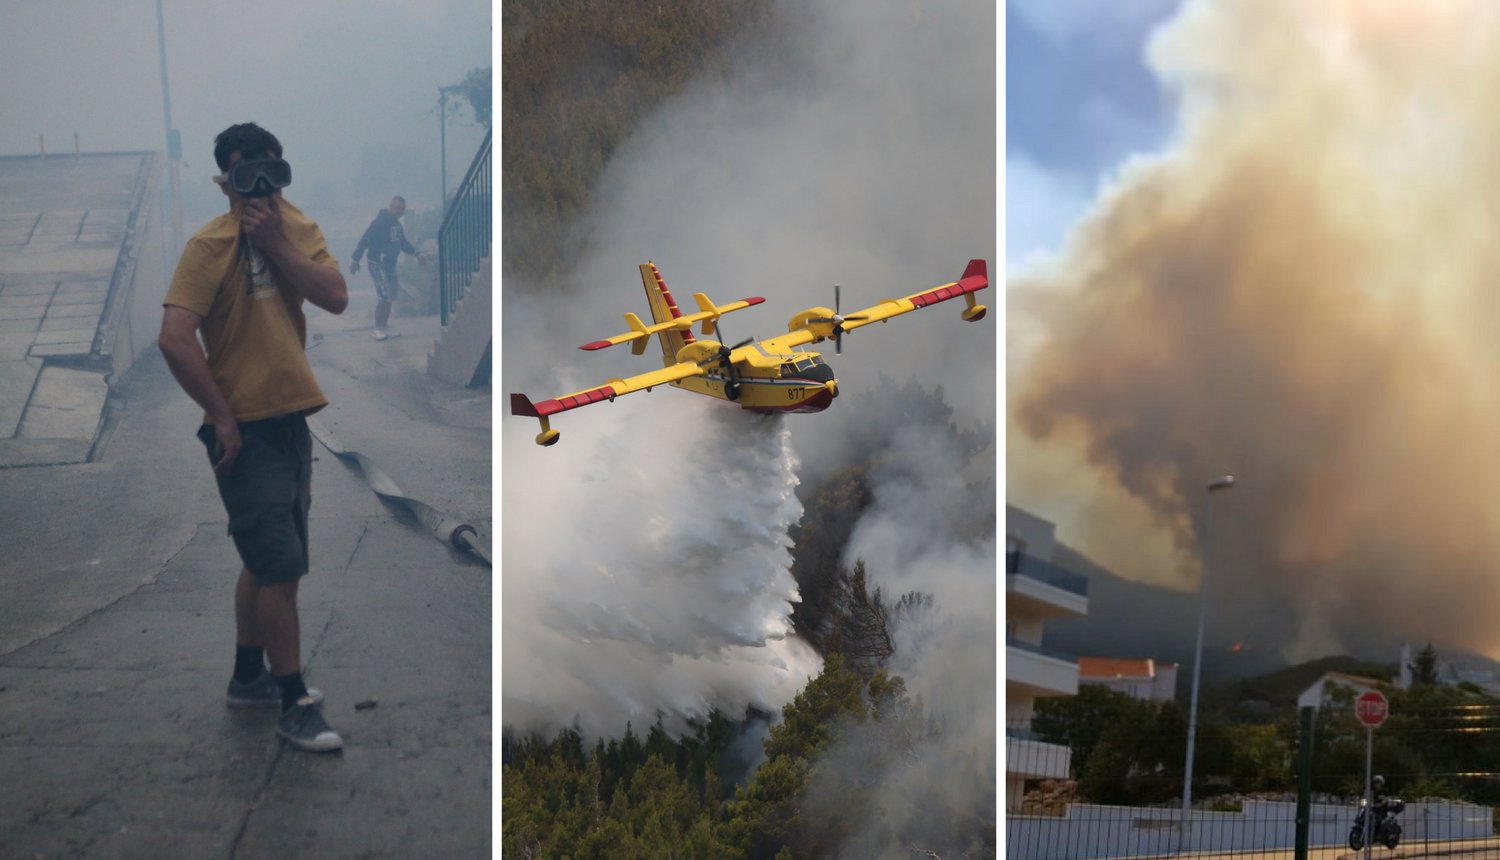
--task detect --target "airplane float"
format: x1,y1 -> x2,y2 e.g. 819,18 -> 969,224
510,259 -> 989,446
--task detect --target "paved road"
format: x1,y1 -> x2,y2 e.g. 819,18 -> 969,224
0,295 -> 491,859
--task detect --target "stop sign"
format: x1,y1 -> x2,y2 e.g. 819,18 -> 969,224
1355,690 -> 1389,728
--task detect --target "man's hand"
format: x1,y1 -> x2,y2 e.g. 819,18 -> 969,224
212,419 -> 243,477
418,252 -> 433,265
240,195 -> 348,314
350,260 -> 361,275
241,197 -> 289,253
159,306 -> 241,469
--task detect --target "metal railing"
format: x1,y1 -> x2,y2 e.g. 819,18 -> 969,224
1008,552 -> 1090,597
437,128 -> 490,326
1006,637 -> 1079,664
1005,713 -> 1500,859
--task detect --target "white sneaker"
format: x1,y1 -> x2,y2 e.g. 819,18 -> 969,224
372,328 -> 389,341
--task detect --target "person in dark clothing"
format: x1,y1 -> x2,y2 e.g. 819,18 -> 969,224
350,196 -> 428,340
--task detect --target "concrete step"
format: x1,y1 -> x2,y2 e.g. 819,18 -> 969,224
427,255 -> 491,388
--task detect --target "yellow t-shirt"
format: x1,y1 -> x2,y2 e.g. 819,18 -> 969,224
163,197 -> 337,423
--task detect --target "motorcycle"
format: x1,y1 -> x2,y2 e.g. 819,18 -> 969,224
1348,795 -> 1404,851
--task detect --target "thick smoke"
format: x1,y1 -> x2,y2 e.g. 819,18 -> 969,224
1010,0 -> 1500,660
820,423 -> 995,857
502,398 -> 818,739
503,0 -> 993,738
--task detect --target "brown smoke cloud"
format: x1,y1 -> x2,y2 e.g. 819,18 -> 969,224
1009,0 -> 1500,661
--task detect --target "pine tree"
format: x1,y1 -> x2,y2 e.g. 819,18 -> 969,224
1411,642 -> 1441,686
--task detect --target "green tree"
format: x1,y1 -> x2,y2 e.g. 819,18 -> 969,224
499,655 -> 993,858
446,66 -> 492,129
1032,685 -> 1156,778
762,654 -> 867,763
1410,643 -> 1440,686
785,467 -> 872,649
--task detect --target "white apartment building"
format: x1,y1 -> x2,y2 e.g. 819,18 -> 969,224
1006,505 -> 1088,811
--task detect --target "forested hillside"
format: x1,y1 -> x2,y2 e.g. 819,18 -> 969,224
502,0 -> 779,284
503,656 -> 991,858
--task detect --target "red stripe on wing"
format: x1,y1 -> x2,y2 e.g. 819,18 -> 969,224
534,386 -> 617,416
909,276 -> 987,308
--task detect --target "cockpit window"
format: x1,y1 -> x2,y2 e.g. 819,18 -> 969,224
781,356 -> 825,375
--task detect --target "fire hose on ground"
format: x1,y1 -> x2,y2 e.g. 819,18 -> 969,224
306,417 -> 490,565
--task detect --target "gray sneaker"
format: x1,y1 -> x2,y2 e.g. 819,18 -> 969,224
226,671 -> 323,709
277,698 -> 343,752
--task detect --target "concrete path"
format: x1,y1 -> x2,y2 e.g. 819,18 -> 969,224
0,294 -> 491,859
0,153 -> 161,470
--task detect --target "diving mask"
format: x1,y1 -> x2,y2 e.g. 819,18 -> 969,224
212,156 -> 292,198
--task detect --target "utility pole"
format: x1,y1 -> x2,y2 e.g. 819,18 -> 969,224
438,84 -> 465,215
156,0 -> 183,258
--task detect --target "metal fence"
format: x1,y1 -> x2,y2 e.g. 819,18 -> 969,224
1005,705 -> 1500,859
437,128 -> 490,326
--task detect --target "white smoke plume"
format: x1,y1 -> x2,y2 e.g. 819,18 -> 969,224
502,397 -> 819,739
502,0 -> 993,739
1010,0 -> 1500,660
812,422 -> 995,857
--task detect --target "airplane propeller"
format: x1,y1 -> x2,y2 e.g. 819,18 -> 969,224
806,284 -> 868,354
696,330 -> 754,401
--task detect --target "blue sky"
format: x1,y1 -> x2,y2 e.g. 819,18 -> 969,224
1006,0 -> 1182,270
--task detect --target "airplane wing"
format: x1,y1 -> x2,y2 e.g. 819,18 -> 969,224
755,328 -> 820,354
579,296 -> 766,352
840,259 -> 989,332
510,361 -> 707,445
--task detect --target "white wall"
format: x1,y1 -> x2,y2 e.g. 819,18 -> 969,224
1080,670 -> 1177,704
115,153 -> 165,381
1007,505 -> 1057,561
1152,664 -> 1177,702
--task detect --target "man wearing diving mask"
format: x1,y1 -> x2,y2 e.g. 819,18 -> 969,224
158,123 -> 349,753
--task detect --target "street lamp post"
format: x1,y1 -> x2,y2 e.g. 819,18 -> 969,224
155,0 -> 183,258
438,84 -> 465,214
1180,474 -> 1235,853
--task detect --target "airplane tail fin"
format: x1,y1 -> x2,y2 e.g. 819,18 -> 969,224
510,393 -> 539,417
959,259 -> 988,322
510,393 -> 560,445
640,262 -> 695,367
960,259 -> 987,286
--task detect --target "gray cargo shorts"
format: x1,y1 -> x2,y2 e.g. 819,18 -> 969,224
197,414 -> 312,585
369,258 -> 400,303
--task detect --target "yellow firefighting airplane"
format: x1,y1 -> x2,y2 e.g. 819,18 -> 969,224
510,259 -> 989,446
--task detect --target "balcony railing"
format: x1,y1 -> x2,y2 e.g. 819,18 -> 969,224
1007,637 -> 1078,664
437,128 -> 491,326
1005,723 -> 1042,741
1007,552 -> 1089,597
